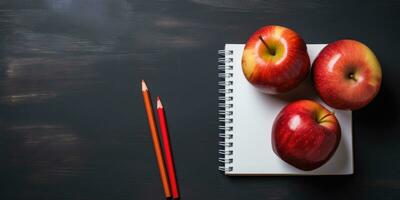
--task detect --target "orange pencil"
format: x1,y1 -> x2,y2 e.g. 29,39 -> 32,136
141,80 -> 171,199
157,97 -> 180,199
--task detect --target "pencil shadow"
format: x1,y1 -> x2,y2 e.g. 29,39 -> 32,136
166,197 -> 180,200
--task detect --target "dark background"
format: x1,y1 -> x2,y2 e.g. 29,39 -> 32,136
0,0 -> 399,199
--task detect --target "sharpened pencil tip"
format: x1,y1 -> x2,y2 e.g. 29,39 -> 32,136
141,80 -> 148,91
157,96 -> 163,109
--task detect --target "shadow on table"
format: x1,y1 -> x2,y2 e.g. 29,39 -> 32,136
355,79 -> 398,134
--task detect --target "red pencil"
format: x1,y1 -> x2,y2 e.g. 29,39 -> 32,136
157,97 -> 180,199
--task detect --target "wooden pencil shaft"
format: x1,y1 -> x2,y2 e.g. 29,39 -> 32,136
157,104 -> 180,199
142,90 -> 171,198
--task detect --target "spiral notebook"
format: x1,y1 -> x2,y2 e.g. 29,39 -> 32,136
218,44 -> 353,175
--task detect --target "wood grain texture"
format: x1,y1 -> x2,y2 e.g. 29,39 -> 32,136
0,0 -> 399,199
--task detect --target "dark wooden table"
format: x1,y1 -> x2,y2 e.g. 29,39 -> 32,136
1,0 -> 399,199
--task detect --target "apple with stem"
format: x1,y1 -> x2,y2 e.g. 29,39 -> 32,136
312,39 -> 382,110
272,100 -> 341,171
242,25 -> 310,94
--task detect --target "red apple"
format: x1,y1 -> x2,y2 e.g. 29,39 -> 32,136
242,25 -> 310,94
312,39 -> 382,110
272,100 -> 341,171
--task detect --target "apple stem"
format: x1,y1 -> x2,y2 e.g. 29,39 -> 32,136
318,112 -> 335,123
259,36 -> 275,55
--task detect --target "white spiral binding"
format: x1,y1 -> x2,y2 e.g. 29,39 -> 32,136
218,49 -> 234,172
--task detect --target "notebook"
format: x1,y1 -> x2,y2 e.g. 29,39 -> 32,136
218,44 -> 353,175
